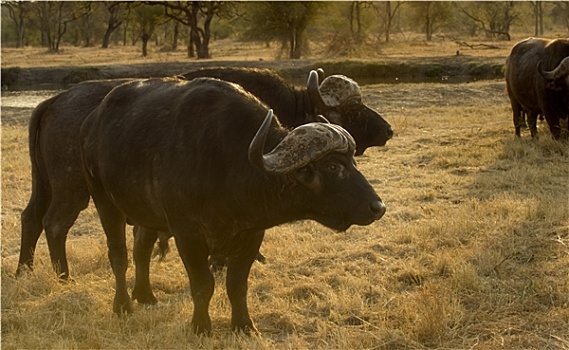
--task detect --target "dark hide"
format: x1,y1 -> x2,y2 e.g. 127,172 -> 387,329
80,77 -> 385,334
17,67 -> 390,281
505,37 -> 569,138
18,79 -> 131,278
182,67 -> 393,155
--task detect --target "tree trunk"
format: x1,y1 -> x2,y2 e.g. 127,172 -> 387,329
141,33 -> 150,57
385,2 -> 391,43
291,28 -> 302,59
425,2 -> 433,41
102,17 -> 121,48
102,30 -> 112,48
187,33 -> 194,58
172,22 -> 179,51
16,19 -> 25,48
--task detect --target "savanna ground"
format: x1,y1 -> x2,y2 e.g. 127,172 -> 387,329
2,36 -> 569,349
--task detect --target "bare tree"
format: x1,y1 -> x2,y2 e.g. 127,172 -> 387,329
552,1 -> 569,32
242,2 -> 321,59
409,1 -> 450,41
102,2 -> 129,48
4,1 -> 30,48
148,1 -> 227,59
132,3 -> 168,57
349,1 -> 363,38
34,2 -> 91,52
457,1 -> 519,40
530,1 -> 544,36
373,1 -> 403,42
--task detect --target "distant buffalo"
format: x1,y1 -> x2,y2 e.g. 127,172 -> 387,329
182,67 -> 393,155
505,37 -> 569,138
79,77 -> 385,334
17,67 -> 391,283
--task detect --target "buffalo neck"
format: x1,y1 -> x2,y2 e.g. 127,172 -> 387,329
222,171 -> 311,231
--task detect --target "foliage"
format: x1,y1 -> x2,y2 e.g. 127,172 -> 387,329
240,2 -> 323,59
132,3 -> 168,57
408,1 -> 453,41
1,1 -> 568,58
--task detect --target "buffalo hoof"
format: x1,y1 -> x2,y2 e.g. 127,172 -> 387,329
15,263 -> 33,278
131,288 -> 158,305
191,322 -> 212,336
232,321 -> 260,336
113,294 -> 133,315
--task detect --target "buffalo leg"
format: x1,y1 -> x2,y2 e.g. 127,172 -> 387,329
544,114 -> 562,139
512,103 -> 524,137
172,226 -> 214,335
527,112 -> 539,138
132,225 -> 159,304
40,189 -> 89,280
87,181 -> 131,314
226,229 -> 265,334
17,181 -> 50,276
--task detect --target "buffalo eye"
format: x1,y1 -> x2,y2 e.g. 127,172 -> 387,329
327,163 -> 344,174
345,99 -> 362,113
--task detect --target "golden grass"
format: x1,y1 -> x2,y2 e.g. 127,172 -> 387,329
0,33 -> 543,69
2,77 -> 568,349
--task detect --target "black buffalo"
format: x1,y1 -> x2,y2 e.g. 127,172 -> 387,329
17,67 -> 391,280
183,67 -> 393,155
136,67 -> 393,278
80,77 -> 385,334
505,37 -> 569,138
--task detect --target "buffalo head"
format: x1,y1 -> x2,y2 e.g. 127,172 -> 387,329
249,110 -> 386,231
306,70 -> 393,156
538,56 -> 569,91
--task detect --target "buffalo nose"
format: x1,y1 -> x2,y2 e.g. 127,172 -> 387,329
370,200 -> 386,220
386,127 -> 394,140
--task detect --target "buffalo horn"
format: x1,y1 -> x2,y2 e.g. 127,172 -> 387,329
317,68 -> 325,83
249,110 -> 356,175
538,56 -> 569,81
307,70 -> 329,111
249,109 -> 275,174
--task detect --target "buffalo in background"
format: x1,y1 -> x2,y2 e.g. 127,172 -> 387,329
17,67 -> 392,284
79,76 -> 385,334
505,37 -> 569,138
183,67 -> 393,155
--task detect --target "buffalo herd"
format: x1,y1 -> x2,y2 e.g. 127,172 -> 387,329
15,36 -> 568,335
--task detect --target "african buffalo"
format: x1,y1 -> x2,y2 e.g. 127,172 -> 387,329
80,77 -> 385,334
136,67 -> 393,277
505,37 -> 569,138
17,67 -> 391,280
183,67 -> 393,155
18,79 -> 132,278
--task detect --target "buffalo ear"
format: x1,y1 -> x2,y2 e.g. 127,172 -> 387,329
293,165 -> 323,193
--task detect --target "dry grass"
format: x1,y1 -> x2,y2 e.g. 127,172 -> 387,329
0,33 -> 536,69
2,37 -> 569,349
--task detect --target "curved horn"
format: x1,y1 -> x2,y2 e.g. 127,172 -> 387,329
254,122 -> 356,174
306,70 -> 329,111
316,68 -> 325,83
538,57 -> 569,81
248,109 -> 275,173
